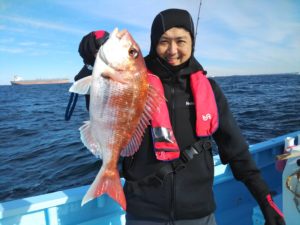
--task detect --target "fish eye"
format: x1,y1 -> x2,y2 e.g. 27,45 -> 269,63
129,48 -> 139,59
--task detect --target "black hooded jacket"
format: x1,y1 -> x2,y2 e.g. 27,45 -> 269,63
122,8 -> 270,222
122,54 -> 269,221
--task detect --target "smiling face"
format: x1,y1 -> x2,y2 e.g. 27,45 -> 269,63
156,27 -> 193,66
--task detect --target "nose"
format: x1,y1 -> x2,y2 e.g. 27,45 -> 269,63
168,41 -> 177,55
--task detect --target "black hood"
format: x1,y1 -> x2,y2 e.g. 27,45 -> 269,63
145,8 -> 207,79
149,8 -> 195,56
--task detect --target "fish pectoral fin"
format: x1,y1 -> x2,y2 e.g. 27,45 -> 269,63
82,168 -> 126,211
79,121 -> 103,158
69,76 -> 92,94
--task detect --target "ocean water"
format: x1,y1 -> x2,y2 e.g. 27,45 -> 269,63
0,74 -> 299,202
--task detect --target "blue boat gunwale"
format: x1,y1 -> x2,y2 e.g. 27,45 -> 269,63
1,130 -> 299,225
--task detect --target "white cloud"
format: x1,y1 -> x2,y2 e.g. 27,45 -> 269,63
201,0 -> 300,45
193,0 -> 300,75
0,15 -> 86,35
0,37 -> 14,44
0,46 -> 24,54
55,0 -> 201,30
19,41 -> 36,46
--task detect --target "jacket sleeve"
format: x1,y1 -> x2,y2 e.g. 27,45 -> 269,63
209,78 -> 270,198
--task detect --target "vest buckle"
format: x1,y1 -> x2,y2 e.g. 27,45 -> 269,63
181,146 -> 199,163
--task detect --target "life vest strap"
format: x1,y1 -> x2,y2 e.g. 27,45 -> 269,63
125,138 -> 212,185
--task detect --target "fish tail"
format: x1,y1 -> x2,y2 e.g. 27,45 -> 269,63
81,167 -> 126,210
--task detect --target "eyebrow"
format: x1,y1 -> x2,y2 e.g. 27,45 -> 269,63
160,35 -> 189,40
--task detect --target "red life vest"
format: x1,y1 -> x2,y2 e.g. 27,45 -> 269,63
148,71 -> 218,161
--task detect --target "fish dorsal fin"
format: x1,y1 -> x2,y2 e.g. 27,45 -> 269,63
121,84 -> 164,157
69,75 -> 92,94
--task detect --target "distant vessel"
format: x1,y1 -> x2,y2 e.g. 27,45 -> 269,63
10,75 -> 70,85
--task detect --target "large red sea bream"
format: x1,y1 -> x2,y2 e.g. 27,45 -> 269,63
69,28 -> 161,210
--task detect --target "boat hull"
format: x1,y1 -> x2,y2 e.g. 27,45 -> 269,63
0,131 -> 299,225
10,79 -> 70,85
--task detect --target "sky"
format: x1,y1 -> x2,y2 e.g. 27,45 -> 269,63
0,0 -> 300,85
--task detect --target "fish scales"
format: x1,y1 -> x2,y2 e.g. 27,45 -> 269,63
91,74 -> 148,152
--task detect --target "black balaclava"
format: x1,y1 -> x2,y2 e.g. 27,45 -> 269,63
145,8 -> 206,77
149,8 -> 195,57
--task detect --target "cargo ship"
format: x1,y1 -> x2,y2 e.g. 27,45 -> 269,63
10,75 -> 70,85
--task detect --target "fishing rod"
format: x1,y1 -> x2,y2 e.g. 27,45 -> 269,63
195,0 -> 203,42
